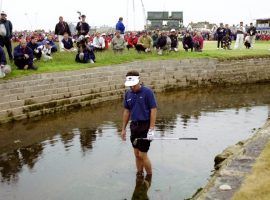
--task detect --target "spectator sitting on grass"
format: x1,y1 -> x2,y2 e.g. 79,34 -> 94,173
61,32 -> 77,52
135,30 -> 152,53
151,29 -> 159,49
156,31 -> 171,55
0,46 -> 11,78
43,34 -> 57,53
193,31 -> 204,52
37,41 -> 53,61
27,36 -> 42,60
169,29 -> 178,52
92,32 -> 105,51
182,31 -> 193,52
244,33 -> 251,49
111,30 -> 125,53
75,36 -> 95,63
13,38 -> 37,70
126,32 -> 138,50
222,33 -> 232,50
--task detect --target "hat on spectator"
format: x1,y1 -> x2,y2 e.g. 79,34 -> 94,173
170,29 -> 176,32
101,33 -> 106,36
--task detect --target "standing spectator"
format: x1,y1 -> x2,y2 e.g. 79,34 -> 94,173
55,16 -> 71,51
27,36 -> 42,60
92,32 -> 105,51
135,31 -> 152,53
76,15 -> 90,36
111,30 -> 125,53
182,31 -> 193,52
216,23 -> 225,49
0,46 -> 11,78
234,22 -> 245,49
13,39 -> 37,70
0,11 -> 13,60
116,17 -> 125,37
169,29 -> 178,51
247,23 -> 257,48
193,32 -> 204,52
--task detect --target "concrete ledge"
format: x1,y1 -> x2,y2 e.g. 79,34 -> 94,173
0,57 -> 270,124
192,121 -> 270,200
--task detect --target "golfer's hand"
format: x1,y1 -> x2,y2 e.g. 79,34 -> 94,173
147,129 -> 155,141
121,129 -> 126,141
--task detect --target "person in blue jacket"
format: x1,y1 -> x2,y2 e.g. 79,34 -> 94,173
13,39 -> 37,70
116,17 -> 125,36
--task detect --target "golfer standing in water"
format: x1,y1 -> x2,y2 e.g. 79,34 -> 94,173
121,70 -> 157,176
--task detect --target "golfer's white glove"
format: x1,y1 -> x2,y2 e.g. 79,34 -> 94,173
147,129 -> 155,141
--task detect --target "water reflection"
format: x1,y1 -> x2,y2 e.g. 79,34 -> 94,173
0,143 -> 43,183
0,84 -> 270,199
132,174 -> 152,200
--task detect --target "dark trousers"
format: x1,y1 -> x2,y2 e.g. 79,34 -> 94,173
217,36 -> 223,48
14,57 -> 33,69
135,44 -> 146,52
0,36 -> 13,59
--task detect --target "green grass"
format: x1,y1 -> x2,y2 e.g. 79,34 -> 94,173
3,41 -> 270,79
232,141 -> 270,200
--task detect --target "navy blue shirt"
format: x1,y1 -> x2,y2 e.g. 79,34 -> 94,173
124,86 -> 157,121
62,38 -> 74,49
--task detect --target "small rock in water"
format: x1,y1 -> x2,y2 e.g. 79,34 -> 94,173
14,140 -> 21,144
219,184 -> 232,191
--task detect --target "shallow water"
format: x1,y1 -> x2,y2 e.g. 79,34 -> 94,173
1,84 -> 270,200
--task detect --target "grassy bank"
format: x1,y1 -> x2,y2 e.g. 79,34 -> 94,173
4,41 -> 270,79
232,140 -> 270,200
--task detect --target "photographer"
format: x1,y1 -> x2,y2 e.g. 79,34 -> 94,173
76,14 -> 90,36
75,36 -> 95,63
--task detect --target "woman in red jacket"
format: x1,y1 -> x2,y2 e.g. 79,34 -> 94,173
193,31 -> 204,52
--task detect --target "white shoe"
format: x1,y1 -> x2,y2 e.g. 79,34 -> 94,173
174,48 -> 178,52
90,59 -> 94,63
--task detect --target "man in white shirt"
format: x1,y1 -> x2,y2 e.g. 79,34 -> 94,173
234,21 -> 245,49
92,32 -> 105,51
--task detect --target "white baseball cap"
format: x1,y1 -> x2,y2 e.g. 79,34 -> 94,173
170,29 -> 176,32
125,76 -> 140,87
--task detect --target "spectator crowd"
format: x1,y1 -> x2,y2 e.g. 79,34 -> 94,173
0,11 -> 269,78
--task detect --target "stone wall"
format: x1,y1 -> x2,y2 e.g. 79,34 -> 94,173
0,57 -> 270,123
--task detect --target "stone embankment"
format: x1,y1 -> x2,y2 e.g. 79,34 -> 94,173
192,120 -> 270,200
0,57 -> 270,124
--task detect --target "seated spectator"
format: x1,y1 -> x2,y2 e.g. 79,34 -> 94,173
156,31 -> 171,55
244,34 -> 251,49
169,29 -> 179,52
0,46 -> 11,78
27,36 -> 42,60
37,41 -> 53,61
151,29 -> 159,49
182,31 -> 193,52
101,33 -> 109,49
126,32 -> 138,50
135,30 -> 152,53
193,32 -> 204,52
44,34 -> 57,53
75,37 -> 95,63
92,32 -> 105,51
13,39 -> 37,70
222,33 -> 232,50
61,32 -> 77,52
111,30 -> 125,53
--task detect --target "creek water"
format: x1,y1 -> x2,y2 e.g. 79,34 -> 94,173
1,84 -> 270,200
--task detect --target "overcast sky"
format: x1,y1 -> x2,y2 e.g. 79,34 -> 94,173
1,0 -> 269,31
